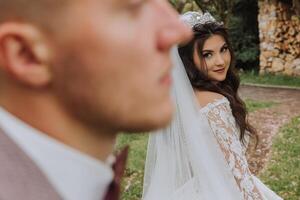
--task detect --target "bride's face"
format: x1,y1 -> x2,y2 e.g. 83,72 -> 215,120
193,34 -> 231,82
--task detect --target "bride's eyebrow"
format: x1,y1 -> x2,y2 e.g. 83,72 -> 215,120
221,43 -> 228,48
202,42 -> 228,53
202,49 -> 213,53
202,47 -> 214,53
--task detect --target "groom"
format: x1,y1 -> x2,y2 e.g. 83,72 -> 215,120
0,0 -> 192,199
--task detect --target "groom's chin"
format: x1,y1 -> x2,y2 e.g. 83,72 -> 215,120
121,102 -> 174,133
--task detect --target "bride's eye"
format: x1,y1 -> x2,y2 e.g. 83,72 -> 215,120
202,52 -> 213,59
221,45 -> 229,53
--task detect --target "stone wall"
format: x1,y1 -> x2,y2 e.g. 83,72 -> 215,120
258,0 -> 300,76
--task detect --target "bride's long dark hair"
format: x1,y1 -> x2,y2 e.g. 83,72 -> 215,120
178,22 -> 257,144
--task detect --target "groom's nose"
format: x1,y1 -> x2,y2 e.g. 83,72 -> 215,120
155,0 -> 193,51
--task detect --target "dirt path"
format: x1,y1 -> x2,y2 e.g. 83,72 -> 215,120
239,85 -> 300,175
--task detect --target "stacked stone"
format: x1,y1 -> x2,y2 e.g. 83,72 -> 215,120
258,0 -> 300,76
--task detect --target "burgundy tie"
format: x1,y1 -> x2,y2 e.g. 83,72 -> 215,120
103,146 -> 129,200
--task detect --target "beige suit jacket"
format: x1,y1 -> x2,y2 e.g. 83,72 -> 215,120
0,128 -> 62,200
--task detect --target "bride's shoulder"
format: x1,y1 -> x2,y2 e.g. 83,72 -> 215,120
195,91 -> 225,107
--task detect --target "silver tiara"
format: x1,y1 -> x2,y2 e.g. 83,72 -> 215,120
180,11 -> 220,28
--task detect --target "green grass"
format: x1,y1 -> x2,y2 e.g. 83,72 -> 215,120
245,99 -> 277,112
240,71 -> 300,88
116,134 -> 148,200
259,116 -> 300,200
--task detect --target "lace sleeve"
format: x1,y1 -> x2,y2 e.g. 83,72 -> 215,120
200,98 -> 243,161
200,98 -> 263,200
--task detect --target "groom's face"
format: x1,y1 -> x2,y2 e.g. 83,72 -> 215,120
49,0 -> 192,132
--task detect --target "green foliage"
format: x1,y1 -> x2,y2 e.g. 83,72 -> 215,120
244,99 -> 277,112
228,0 -> 260,71
169,0 -> 176,7
259,116 -> 300,200
116,134 -> 148,200
169,0 -> 201,13
194,0 -> 235,25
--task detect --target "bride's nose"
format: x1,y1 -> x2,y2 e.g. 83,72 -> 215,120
215,53 -> 226,66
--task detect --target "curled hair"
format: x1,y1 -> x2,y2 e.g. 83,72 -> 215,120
178,22 -> 257,144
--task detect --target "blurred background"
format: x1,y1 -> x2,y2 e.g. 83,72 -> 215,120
171,0 -> 300,76
117,1 -> 300,199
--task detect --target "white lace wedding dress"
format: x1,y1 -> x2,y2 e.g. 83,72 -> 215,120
199,97 -> 282,200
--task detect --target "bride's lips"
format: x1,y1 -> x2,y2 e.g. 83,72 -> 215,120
213,68 -> 225,73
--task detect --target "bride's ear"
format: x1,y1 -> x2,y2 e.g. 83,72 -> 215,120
0,23 -> 53,88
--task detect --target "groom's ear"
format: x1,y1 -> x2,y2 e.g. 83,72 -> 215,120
0,22 -> 53,88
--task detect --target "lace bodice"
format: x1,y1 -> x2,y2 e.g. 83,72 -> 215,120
199,97 -> 263,200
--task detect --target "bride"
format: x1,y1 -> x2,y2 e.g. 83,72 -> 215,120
142,12 -> 282,200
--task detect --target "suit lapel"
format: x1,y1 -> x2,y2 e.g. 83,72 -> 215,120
0,128 -> 62,200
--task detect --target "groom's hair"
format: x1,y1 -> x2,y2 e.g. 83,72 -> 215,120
0,0 -> 70,29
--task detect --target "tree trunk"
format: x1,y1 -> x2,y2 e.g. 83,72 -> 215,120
293,0 -> 300,15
